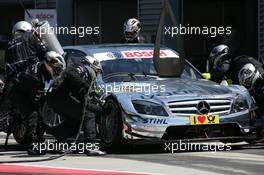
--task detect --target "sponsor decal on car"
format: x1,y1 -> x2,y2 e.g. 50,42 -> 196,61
92,52 -> 117,61
189,114 -> 220,125
143,118 -> 169,125
121,50 -> 179,59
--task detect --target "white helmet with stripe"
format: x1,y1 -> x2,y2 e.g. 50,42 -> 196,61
123,18 -> 141,41
12,21 -> 32,35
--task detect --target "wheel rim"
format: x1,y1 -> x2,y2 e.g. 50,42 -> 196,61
42,102 -> 64,127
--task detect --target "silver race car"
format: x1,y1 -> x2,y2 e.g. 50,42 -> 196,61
63,43 -> 257,147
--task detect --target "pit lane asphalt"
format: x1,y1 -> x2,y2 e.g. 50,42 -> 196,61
0,132 -> 263,175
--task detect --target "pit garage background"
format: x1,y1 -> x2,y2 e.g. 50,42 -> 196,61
138,0 -> 258,71
57,0 -> 137,45
0,0 -> 262,73
0,0 -> 55,71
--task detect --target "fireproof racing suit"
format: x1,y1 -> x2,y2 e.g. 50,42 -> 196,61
47,63 -> 102,144
4,31 -> 46,143
211,55 -> 264,138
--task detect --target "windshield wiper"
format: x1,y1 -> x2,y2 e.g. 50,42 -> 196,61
128,72 -> 157,80
127,73 -> 137,81
141,72 -> 158,77
103,72 -> 137,82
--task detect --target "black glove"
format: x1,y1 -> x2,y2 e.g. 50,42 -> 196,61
86,103 -> 103,113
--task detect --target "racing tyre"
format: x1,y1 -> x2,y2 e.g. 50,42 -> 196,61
13,120 -> 28,144
42,101 -> 78,142
99,98 -> 123,151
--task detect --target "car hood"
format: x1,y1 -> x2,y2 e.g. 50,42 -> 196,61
104,78 -> 233,97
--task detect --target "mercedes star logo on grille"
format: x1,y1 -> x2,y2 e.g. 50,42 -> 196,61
197,101 -> 210,114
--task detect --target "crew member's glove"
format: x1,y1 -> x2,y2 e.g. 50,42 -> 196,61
86,103 -> 103,114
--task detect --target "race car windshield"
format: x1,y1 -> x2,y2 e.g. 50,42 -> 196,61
100,58 -> 202,82
101,59 -> 157,82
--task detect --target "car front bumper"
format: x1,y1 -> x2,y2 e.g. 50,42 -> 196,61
122,110 -> 256,141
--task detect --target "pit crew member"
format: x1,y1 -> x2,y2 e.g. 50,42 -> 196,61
3,21 -> 47,154
47,60 -> 106,156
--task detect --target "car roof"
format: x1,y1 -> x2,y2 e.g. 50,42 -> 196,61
63,43 -> 179,58
64,43 -> 164,50
63,43 -> 203,77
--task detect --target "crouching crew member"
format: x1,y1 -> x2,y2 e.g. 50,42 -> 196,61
209,44 -> 264,139
47,59 -> 106,156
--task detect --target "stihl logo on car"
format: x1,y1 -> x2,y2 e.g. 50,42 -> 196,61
121,50 -> 178,59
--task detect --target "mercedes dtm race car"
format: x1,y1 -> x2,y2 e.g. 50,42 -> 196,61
63,43 -> 256,147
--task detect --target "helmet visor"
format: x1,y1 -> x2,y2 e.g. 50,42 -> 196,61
125,31 -> 137,40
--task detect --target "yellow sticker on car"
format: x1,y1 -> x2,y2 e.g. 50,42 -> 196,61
190,114 -> 220,125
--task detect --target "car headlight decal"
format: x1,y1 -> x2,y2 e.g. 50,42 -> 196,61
132,100 -> 169,116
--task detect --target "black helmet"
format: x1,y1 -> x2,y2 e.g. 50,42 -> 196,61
209,45 -> 231,73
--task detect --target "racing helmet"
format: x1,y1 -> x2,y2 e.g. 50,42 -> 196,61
209,44 -> 231,73
45,51 -> 66,77
12,21 -> 32,35
81,57 -> 102,76
123,18 -> 141,41
238,63 -> 261,88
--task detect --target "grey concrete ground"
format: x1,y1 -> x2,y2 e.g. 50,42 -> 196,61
0,132 -> 263,175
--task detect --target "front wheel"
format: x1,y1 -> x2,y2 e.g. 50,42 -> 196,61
99,99 -> 123,150
13,120 -> 28,144
12,114 -> 45,144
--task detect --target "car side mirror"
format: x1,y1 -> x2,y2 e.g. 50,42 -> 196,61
202,73 -> 211,80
